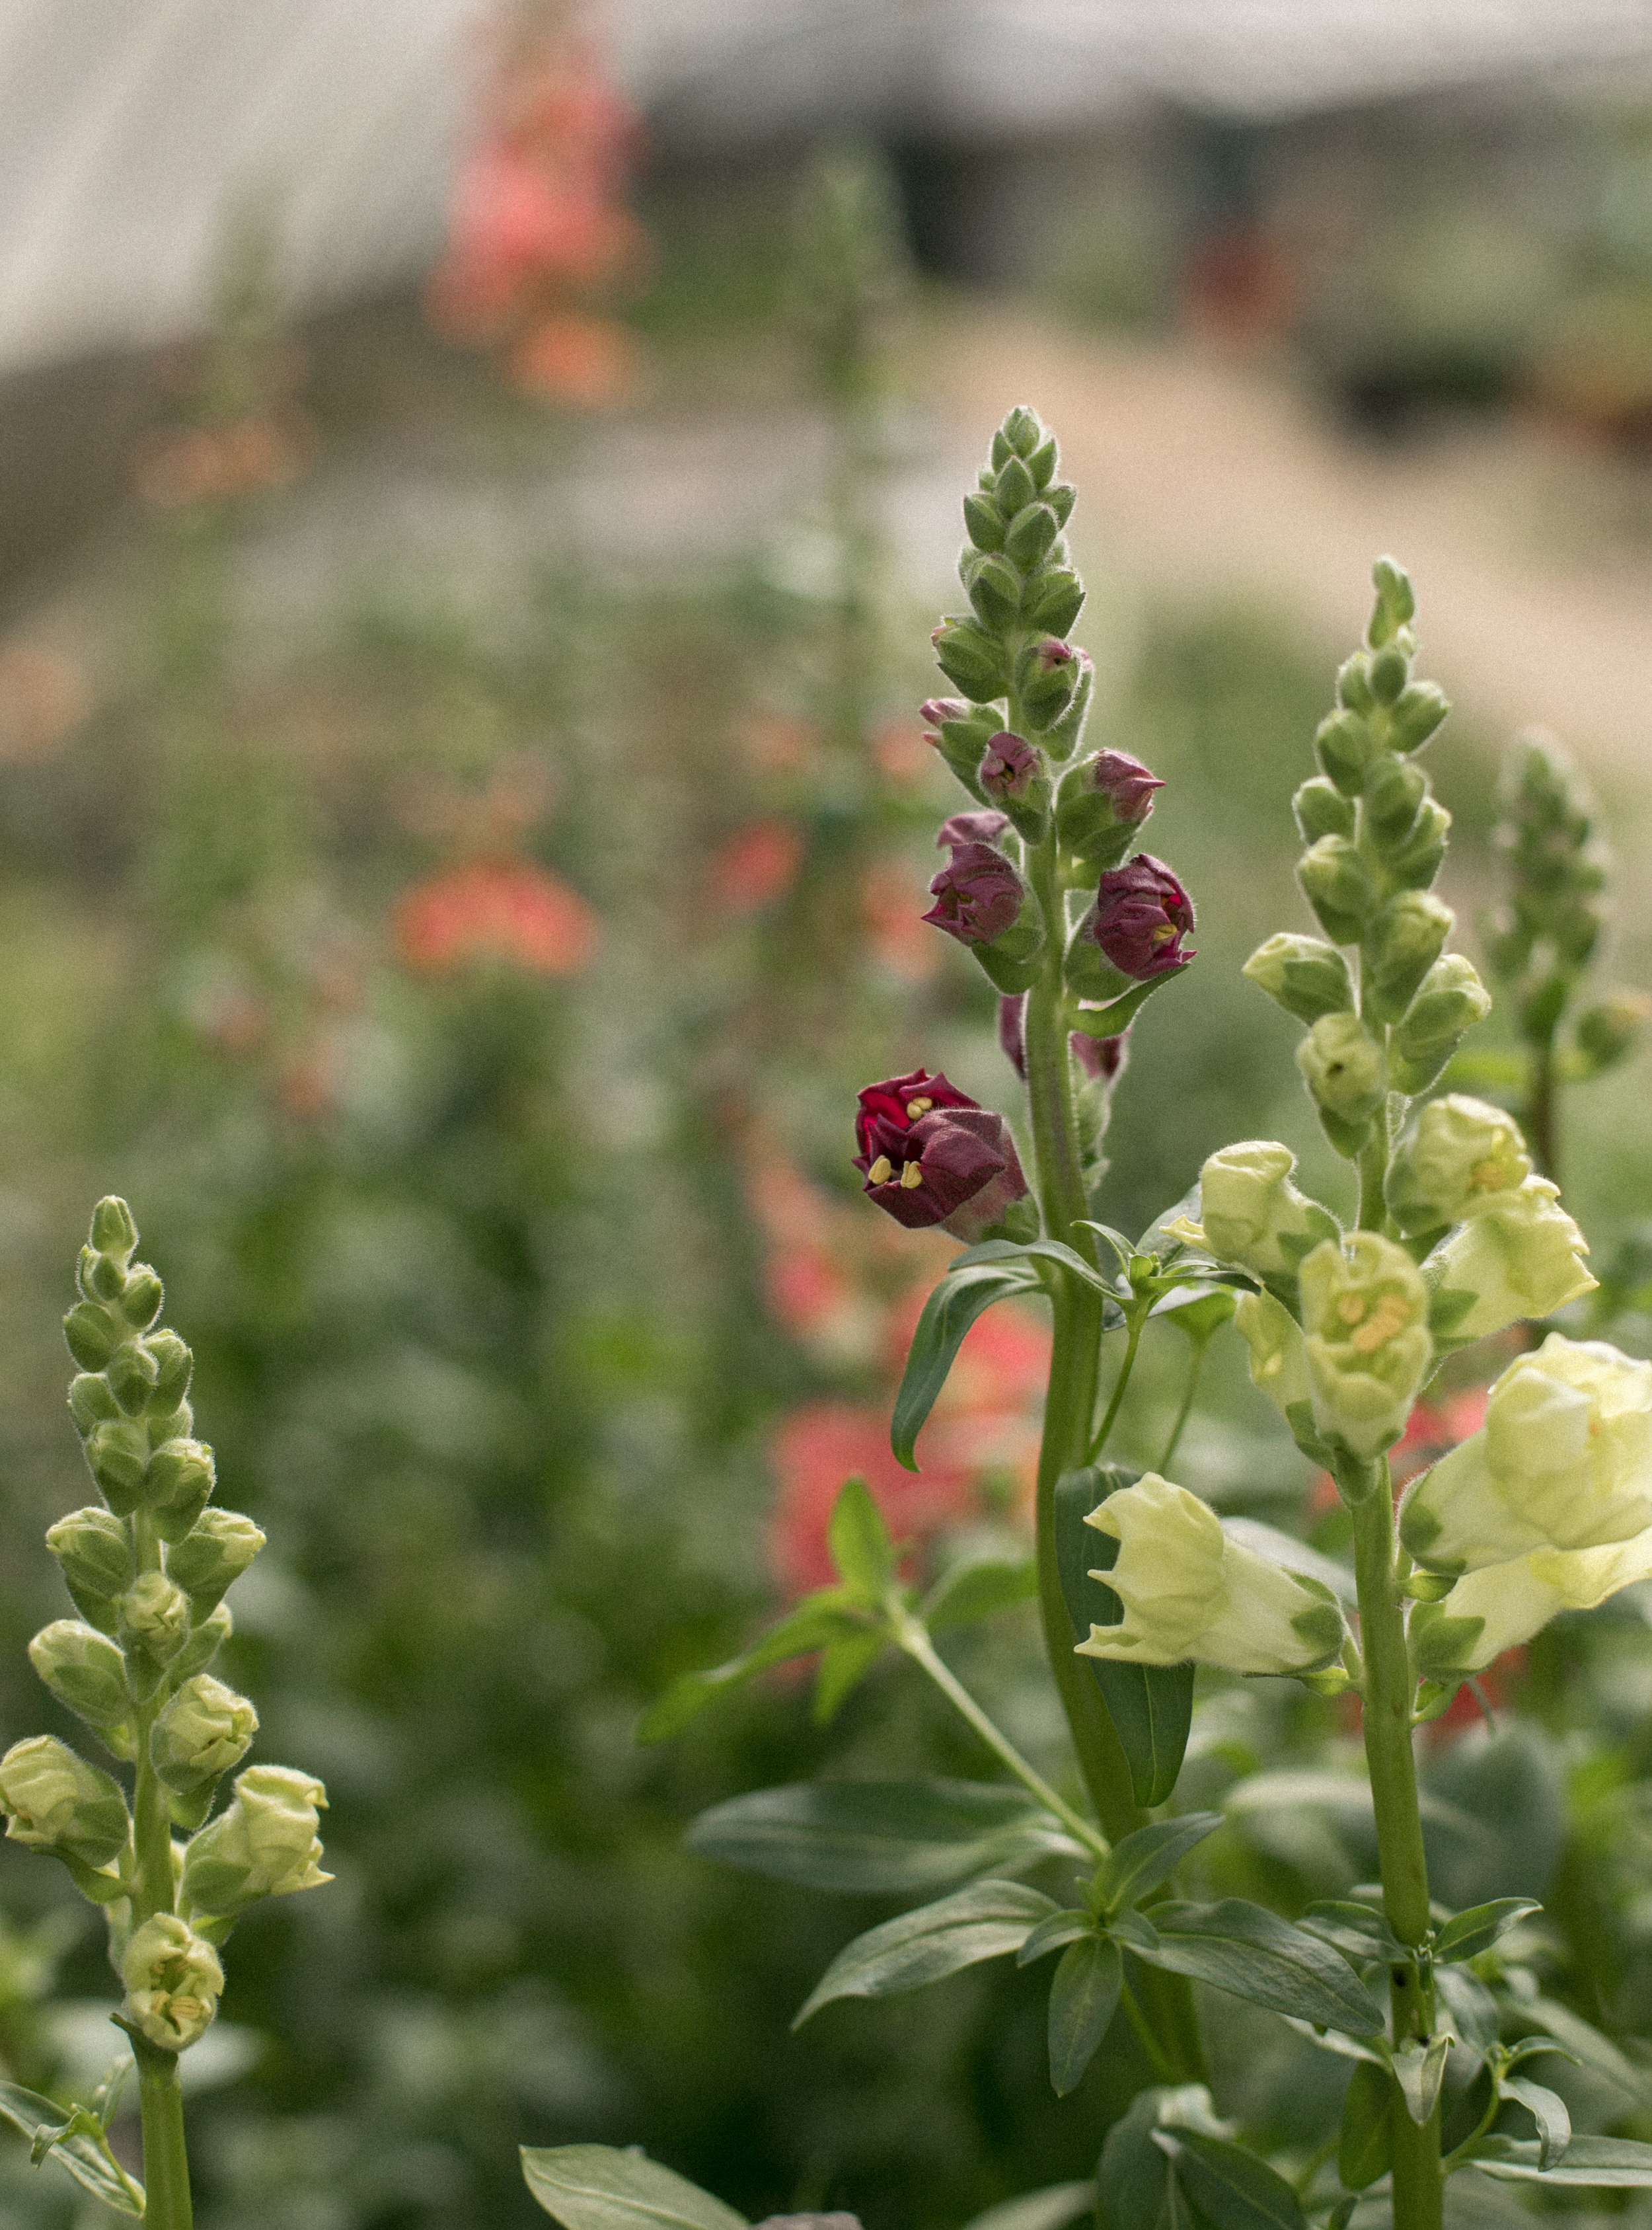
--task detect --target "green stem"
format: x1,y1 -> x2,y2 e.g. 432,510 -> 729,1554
1158,1337 -> 1210,1474
1525,1029 -> 1558,1184
1357,1128 -> 1388,1234
1090,1308 -> 1146,1462
134,2034 -> 193,2230
1117,1977 -> 1176,2083
894,1617 -> 1107,1857
1351,1472 -> 1442,2230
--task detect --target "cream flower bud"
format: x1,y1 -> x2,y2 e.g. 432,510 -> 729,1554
182,1764 -> 330,1921
1423,1178 -> 1595,1345
1299,1234 -> 1433,1459
119,1572 -> 192,1664
1385,1094 -> 1531,1237
44,1507 -> 133,1633
165,1509 -> 265,1616
1076,1474 -> 1345,1675
120,1913 -> 223,2052
28,1619 -> 131,1730
150,1675 -> 257,1794
1402,1334 -> 1652,1573
0,1735 -> 130,1866
1197,1142 -> 1341,1293
1234,1291 -> 1319,1445
1295,1012 -> 1387,1149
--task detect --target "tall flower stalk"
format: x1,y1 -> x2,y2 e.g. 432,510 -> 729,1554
0,1202 -> 329,2228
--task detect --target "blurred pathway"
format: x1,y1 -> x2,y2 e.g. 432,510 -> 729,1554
923,306 -> 1652,784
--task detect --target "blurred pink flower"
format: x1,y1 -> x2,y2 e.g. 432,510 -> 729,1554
709,818 -> 806,915
393,859 -> 598,975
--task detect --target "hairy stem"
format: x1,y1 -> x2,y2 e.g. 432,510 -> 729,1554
134,2035 -> 193,2230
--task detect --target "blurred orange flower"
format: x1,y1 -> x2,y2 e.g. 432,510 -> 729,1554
709,818 -> 806,916
507,313 -> 638,406
394,859 -> 598,975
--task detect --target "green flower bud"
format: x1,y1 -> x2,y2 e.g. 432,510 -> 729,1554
1295,1013 -> 1387,1149
1384,796 -> 1451,890
119,1269 -> 164,1330
90,1197 -> 138,1261
1384,681 -> 1449,754
1361,892 -> 1454,1024
169,1603 -> 233,1686
83,1418 -> 149,1514
1297,836 -> 1378,943
1367,557 -> 1416,644
1403,1335 -> 1649,1576
63,1301 -> 119,1371
1314,710 -> 1375,796
963,550 -> 1023,631
28,1620 -> 131,1731
1385,1095 -> 1531,1237
68,1371 -> 120,1435
1363,755 -> 1427,847
118,1573 -> 192,1666
46,1507 -> 134,1632
1014,636 -> 1081,728
77,1245 -> 125,1305
1242,933 -> 1355,1024
993,452 -> 1037,510
1076,1473 -> 1345,1675
1390,955 -> 1491,1095
1368,641 -> 1409,705
962,490 -> 1004,551
165,1509 -> 266,1615
147,1330 -> 194,1412
1423,1177 -> 1595,1346
1293,778 -> 1355,844
121,1913 -> 223,2052
1004,501 -> 1060,570
1197,1141 -> 1341,1291
181,1764 -> 330,1921
1022,568 -> 1084,638
106,1340 -> 160,1416
932,618 -> 1010,704
145,1439 -> 216,1542
922,703 -> 999,799
1336,652 -> 1375,715
1575,991 -> 1651,1075
1234,1290 -> 1322,1455
150,1675 -> 257,1795
0,1736 -> 129,1867
1299,1233 -> 1433,1461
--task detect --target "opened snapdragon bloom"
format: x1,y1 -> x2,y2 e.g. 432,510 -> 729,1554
1088,855 -> 1195,980
1194,1141 -> 1340,1291
1300,1232 -> 1433,1459
852,1070 -> 1028,1243
1423,1176 -> 1595,1344
1077,1474 -> 1344,1675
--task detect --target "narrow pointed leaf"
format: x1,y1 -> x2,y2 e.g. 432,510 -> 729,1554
0,2083 -> 143,2214
638,1594 -> 860,1743
794,1879 -> 1056,2026
1472,2134 -> 1652,2186
1047,1935 -> 1123,2096
1433,1898 -> 1540,1964
1299,1900 -> 1404,1964
948,1237 -> 1121,1295
1337,2059 -> 1392,2190
1326,2201 -> 1357,2230
1107,1906 -> 1161,1956
1017,1910 -> 1098,1966
892,1267 -> 1036,1471
811,1630 -> 886,1725
922,1556 -> 1037,1633
1391,2034 -> 1450,2126
1095,1813 -> 1223,1917
687,1779 -> 1084,1894
1524,1999 -> 1647,2104
1279,2019 -> 1386,2069
1139,1900 -> 1385,2035
827,1477 -> 897,1600
1096,2089 -> 1173,2230
1155,2130 -> 1309,2230
1434,1963 -> 1501,2056
1501,2077 -> 1570,2169
521,2145 -> 747,2230
957,2182 -> 1092,2230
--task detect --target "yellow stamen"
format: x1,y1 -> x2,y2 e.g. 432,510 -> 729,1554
1469,1157 -> 1511,1192
900,1161 -> 924,1190
1349,1292 -> 1413,1354
867,1155 -> 893,1185
906,1096 -> 934,1118
1151,923 -> 1176,944
1337,1295 -> 1367,1325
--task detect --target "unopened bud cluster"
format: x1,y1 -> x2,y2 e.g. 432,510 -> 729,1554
0,1200 -> 328,2059
1244,560 -> 1488,1155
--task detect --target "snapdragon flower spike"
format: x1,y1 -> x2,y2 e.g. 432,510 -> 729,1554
1089,854 -> 1195,980
853,1071 -> 1028,1242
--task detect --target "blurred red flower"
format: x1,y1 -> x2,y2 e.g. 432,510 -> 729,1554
709,818 -> 806,915
506,312 -> 639,407
393,859 -> 598,975
769,1402 -> 979,1598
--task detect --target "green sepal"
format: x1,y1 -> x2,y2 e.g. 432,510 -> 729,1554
792,1878 -> 1057,2027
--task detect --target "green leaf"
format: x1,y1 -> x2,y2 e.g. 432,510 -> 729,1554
1017,1910 -> 1099,1966
1523,1998 -> 1647,2104
1299,1900 -> 1404,1965
1094,1814 -> 1223,1917
1433,1898 -> 1540,1964
811,1630 -> 886,1725
685,1779 -> 1085,1894
1096,2089 -> 1173,2230
1433,1964 -> 1500,2057
1047,1935 -> 1122,2096
521,2145 -> 747,2230
958,2182 -> 1093,2230
1156,2130 -> 1309,2230
1337,2059 -> 1392,2190
1501,2034 -> 1579,2073
638,1594 -> 860,1743
1391,2035 -> 1450,2126
1500,2077 -> 1570,2170
892,1266 -> 1037,1471
948,1237 -> 1122,1293
922,1556 -> 1038,1633
794,1880 -> 1057,2026
0,2081 -> 144,2215
1472,2134 -> 1652,2186
1324,2200 -> 1357,2230
827,1477 -> 897,1601
1055,1464 -> 1194,1807
1139,1900 -> 1385,2036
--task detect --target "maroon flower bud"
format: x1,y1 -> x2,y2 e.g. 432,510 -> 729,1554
1090,854 -> 1195,980
936,809 -> 1010,850
1056,750 -> 1164,870
853,1075 -> 1028,1243
1037,639 -> 1075,671
924,844 -> 1026,946
1071,1025 -> 1132,1083
853,1069 -> 977,1167
920,698 -> 968,730
979,732 -> 1040,802
1092,751 -> 1163,822
998,994 -> 1027,1079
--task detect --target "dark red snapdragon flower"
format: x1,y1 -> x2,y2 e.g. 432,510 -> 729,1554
1090,853 -> 1195,978
924,844 -> 1026,946
853,1069 -> 1028,1241
979,731 -> 1041,802
1088,750 -> 1163,824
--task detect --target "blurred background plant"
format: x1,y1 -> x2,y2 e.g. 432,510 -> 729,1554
3,4 -> 1652,2226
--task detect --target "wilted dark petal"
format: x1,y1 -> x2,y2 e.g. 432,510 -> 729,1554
1071,1025 -> 1132,1083
998,993 -> 1027,1079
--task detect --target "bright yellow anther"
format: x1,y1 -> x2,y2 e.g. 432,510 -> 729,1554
1349,1292 -> 1413,1355
899,1160 -> 924,1190
867,1155 -> 893,1185
905,1096 -> 934,1118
